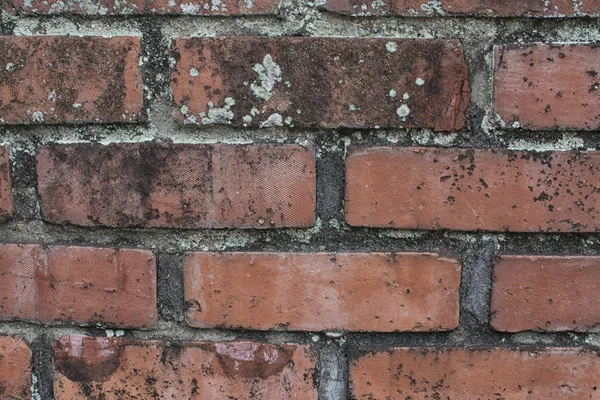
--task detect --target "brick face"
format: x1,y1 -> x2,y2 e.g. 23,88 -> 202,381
0,145 -> 12,219
0,36 -> 142,125
346,147 -> 600,232
52,335 -> 317,399
350,347 -> 600,399
5,0 -> 280,14
491,255 -> 600,332
170,37 -> 469,131
184,252 -> 461,332
324,0 -> 600,16
0,336 -> 31,399
36,143 -> 315,229
0,244 -> 157,328
494,44 -> 600,130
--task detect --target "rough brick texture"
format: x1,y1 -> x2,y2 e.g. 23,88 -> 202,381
0,36 -> 142,125
37,143 -> 315,228
170,37 -> 469,131
0,244 -> 157,328
494,44 -> 600,130
5,0 -> 280,15
324,0 -> 600,16
346,147 -> 600,232
0,336 -> 31,399
52,335 -> 317,399
350,347 -> 600,399
184,252 -> 461,332
0,145 -> 12,219
491,255 -> 600,332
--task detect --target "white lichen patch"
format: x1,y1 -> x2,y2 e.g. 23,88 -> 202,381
250,54 -> 282,101
189,68 -> 199,77
201,97 -> 236,124
386,41 -> 398,53
420,0 -> 445,15
260,113 -> 283,127
403,92 -> 410,100
179,3 -> 200,14
31,111 -> 44,123
396,104 -> 410,119
415,77 -> 425,86
388,89 -> 397,98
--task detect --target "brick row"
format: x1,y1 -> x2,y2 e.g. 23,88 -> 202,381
3,244 -> 599,333
1,38 -> 597,132
323,0 -> 600,17
5,0 -> 280,15
4,335 -> 600,399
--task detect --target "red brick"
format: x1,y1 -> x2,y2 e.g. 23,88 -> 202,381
0,36 -> 142,125
52,334 -> 317,399
324,0 -> 600,16
37,143 -> 315,229
494,44 -> 600,130
0,145 -> 12,219
491,255 -> 600,332
0,244 -> 157,328
346,147 -> 600,232
350,347 -> 600,399
5,0 -> 279,14
184,252 -> 461,332
0,336 -> 31,399
170,37 -> 469,131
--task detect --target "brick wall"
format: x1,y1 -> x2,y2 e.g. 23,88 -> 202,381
1,1 -> 600,398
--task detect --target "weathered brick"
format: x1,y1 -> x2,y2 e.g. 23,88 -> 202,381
346,147 -> 600,232
52,335 -> 317,399
184,252 -> 461,332
170,37 -> 469,131
323,0 -> 600,16
0,336 -> 31,399
494,44 -> 600,130
491,255 -> 600,332
0,244 -> 157,328
37,143 -> 315,228
350,347 -> 600,399
0,145 -> 12,219
0,36 -> 142,124
5,0 -> 279,15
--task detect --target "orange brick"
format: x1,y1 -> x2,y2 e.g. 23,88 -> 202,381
350,347 -> 600,399
0,244 -> 157,328
53,335 -> 317,399
0,336 -> 31,399
0,36 -> 142,124
37,143 -> 315,229
184,252 -> 461,332
491,255 -> 600,332
346,147 -> 600,232
494,44 -> 600,130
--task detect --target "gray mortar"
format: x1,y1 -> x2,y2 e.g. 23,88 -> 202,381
1,2 -> 600,399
